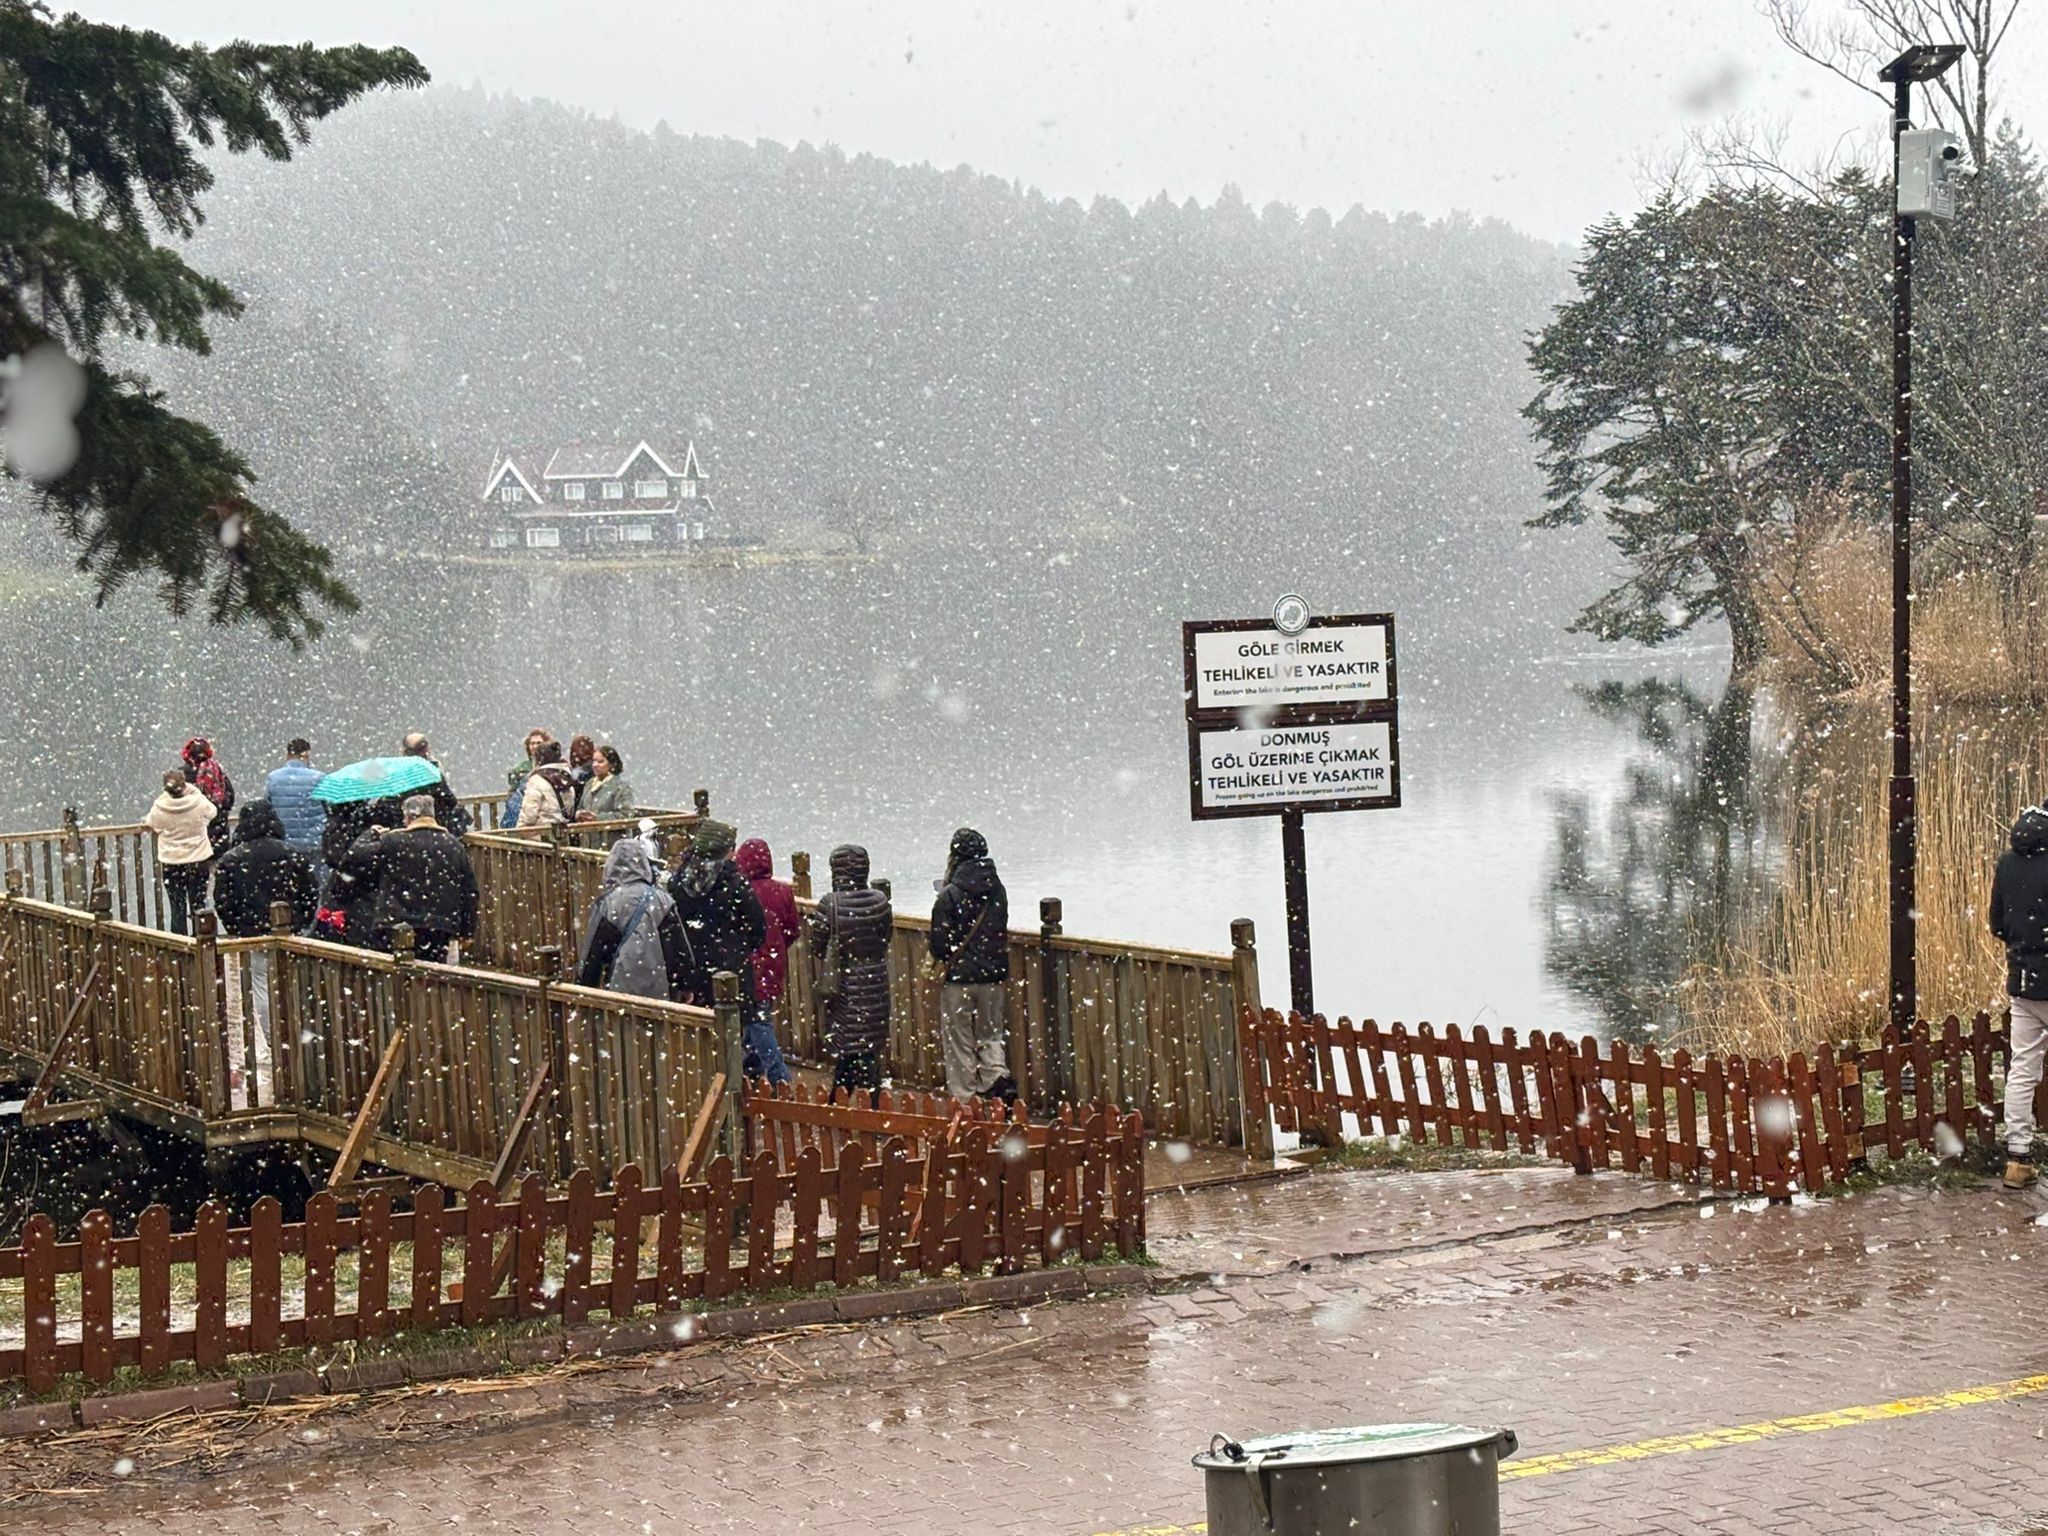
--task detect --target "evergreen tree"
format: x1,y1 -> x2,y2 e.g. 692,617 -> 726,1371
0,2 -> 426,642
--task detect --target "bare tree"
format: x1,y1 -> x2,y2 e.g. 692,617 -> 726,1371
1764,0 -> 2020,164
825,482 -> 893,556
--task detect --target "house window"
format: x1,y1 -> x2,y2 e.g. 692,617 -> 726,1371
623,523 -> 655,543
525,526 -> 560,549
635,478 -> 667,499
602,481 -> 624,499
563,482 -> 586,501
589,525 -> 621,545
680,480 -> 698,499
489,529 -> 517,549
499,484 -> 525,503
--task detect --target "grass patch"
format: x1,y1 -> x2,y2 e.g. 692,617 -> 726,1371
1310,1138 -> 1550,1174
1835,1147 -> 2002,1195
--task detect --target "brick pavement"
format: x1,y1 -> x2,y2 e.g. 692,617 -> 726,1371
7,1168 -> 2048,1534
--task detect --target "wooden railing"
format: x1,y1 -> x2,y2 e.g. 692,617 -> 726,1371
0,891 -> 733,1190
0,891 -> 210,1118
0,814 -> 167,928
464,817 -> 700,975
0,1111 -> 1146,1393
779,894 -> 1253,1146
3,801 -> 1264,1153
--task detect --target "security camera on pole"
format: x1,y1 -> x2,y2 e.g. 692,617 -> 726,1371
1877,43 -> 1966,1035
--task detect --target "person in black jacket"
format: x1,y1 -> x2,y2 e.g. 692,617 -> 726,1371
318,797 -> 401,946
215,801 -> 319,937
1992,804 -> 2048,1189
806,843 -> 893,1097
667,818 -> 766,1006
930,827 -> 1013,1102
212,800 -> 318,1105
337,794 -> 479,963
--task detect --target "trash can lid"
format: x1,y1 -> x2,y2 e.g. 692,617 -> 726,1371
1193,1423 -> 1516,1471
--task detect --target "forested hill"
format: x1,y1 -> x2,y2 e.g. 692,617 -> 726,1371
146,86 -> 1572,570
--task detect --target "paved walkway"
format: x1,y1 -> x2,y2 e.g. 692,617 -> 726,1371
7,1166 -> 2048,1533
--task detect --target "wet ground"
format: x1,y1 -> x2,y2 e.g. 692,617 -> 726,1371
7,1164 -> 2047,1533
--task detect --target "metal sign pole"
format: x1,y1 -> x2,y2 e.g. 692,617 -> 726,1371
1280,807 -> 1313,1019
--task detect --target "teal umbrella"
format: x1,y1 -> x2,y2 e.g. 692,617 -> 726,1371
309,755 -> 443,805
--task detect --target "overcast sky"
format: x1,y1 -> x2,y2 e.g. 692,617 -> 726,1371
84,0 -> 2048,242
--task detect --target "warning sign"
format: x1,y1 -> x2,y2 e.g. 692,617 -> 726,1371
1188,620 -> 1392,711
1192,719 -> 1398,818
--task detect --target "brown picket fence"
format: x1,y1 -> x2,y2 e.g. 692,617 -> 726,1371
1244,1007 -> 2032,1198
0,1112 -> 1146,1393
743,1079 -> 1106,1176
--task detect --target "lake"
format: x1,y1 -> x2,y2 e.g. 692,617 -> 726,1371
0,533 -> 1733,1043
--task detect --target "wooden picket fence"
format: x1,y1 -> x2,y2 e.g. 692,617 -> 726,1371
743,1080 -> 1114,1175
1244,1007 -> 2032,1198
0,1112 -> 1146,1393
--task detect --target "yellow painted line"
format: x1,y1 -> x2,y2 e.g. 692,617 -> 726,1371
1085,1372 -> 2048,1533
1500,1370 -> 2048,1479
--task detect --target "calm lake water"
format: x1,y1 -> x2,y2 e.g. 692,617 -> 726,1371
0,536 -> 1732,1043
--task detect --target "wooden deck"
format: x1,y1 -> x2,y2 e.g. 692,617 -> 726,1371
0,799 -> 1277,1196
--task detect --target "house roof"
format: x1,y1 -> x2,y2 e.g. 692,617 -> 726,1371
542,439 -> 699,480
480,454 -> 546,502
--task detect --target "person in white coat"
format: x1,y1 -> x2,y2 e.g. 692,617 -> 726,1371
145,768 -> 218,934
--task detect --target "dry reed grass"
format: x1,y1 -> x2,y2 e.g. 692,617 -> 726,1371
1682,701 -> 2048,1060
1760,525 -> 2048,703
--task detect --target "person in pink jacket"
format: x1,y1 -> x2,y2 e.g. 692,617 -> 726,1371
735,837 -> 797,1085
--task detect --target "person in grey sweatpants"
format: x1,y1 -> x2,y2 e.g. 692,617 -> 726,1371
1990,805 -> 2048,1189
930,828 -> 1013,1102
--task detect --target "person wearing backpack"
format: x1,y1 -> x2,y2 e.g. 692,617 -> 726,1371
578,836 -> 691,1001
667,819 -> 766,1006
182,736 -> 235,857
930,827 -> 1013,1102
514,737 -> 576,829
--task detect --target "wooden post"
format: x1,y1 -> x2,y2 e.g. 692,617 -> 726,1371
59,806 -> 85,908
873,877 -> 892,902
693,788 -> 711,819
546,824 -> 576,963
193,910 -> 225,1118
534,943 -> 570,1178
269,899 -> 296,1108
387,923 -> 416,1142
713,970 -> 745,1161
1231,917 -> 1275,1161
1040,897 -> 1072,1106
791,851 -> 813,901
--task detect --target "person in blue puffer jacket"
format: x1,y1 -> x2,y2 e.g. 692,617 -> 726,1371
265,738 -> 327,864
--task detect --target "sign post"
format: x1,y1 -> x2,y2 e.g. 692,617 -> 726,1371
1182,605 -> 1400,1022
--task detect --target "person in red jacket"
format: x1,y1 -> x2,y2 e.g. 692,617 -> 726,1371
735,836 -> 797,1085
181,736 -> 235,856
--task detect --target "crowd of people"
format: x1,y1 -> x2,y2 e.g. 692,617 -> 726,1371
144,729 -> 1020,1106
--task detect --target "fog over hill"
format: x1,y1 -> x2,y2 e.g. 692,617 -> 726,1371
96,85 -> 1585,597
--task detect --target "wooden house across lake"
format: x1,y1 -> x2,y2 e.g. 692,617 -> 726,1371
481,438 -> 710,552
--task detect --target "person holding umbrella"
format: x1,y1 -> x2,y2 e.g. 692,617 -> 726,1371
310,755 -> 449,947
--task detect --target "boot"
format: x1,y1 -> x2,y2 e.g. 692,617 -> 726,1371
2004,1155 -> 2037,1191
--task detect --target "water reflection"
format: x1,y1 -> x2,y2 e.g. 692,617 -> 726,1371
1543,679 -> 1776,1043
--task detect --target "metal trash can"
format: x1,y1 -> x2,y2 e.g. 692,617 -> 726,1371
1193,1423 -> 1518,1535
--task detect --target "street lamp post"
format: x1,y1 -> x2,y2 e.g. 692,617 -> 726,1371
1878,44 -> 1964,1036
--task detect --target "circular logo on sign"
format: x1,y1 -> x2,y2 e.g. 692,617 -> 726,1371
1272,593 -> 1310,636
